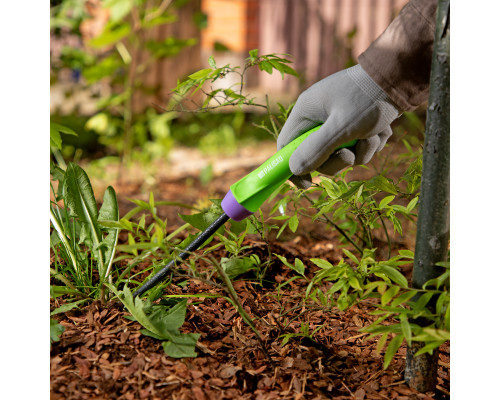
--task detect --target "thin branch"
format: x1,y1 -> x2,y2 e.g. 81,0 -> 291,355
302,193 -> 364,254
377,210 -> 392,259
144,0 -> 173,23
209,255 -> 275,365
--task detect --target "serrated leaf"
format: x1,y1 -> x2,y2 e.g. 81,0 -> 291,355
179,201 -> 225,234
163,333 -> 200,358
110,285 -> 199,358
148,299 -> 190,335
110,285 -> 167,339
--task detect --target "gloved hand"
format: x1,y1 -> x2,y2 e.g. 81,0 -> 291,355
277,64 -> 401,189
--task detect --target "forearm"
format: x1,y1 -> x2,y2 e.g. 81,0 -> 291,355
358,0 -> 437,111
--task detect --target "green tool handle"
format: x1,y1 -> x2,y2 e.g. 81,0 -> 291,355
228,126 -> 357,214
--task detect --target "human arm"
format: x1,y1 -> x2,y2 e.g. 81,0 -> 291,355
277,0 -> 437,188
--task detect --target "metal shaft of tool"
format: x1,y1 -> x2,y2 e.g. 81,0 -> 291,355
133,213 -> 230,297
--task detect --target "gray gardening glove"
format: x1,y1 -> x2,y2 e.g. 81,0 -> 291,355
277,64 -> 401,189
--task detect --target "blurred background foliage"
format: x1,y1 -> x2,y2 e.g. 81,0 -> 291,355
50,0 -> 425,174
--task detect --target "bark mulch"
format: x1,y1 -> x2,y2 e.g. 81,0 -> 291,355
51,239 -> 450,400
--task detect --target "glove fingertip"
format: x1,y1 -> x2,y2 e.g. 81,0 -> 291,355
290,174 -> 312,190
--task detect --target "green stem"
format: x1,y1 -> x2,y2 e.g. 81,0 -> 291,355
377,210 -> 392,258
303,193 -> 363,254
210,256 -> 274,365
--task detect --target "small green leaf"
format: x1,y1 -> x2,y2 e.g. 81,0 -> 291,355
188,68 -> 213,80
407,196 -> 419,212
370,176 -> 399,195
288,214 -> 299,232
374,265 -> 408,288
248,48 -> 258,59
310,258 -> 333,269
398,249 -> 414,259
414,341 -> 443,356
50,127 -> 62,149
375,332 -> 389,354
50,122 -> 78,149
381,285 -> 400,306
208,55 -> 217,68
391,290 -> 417,307
51,299 -> 87,316
275,254 -> 305,276
89,23 -> 131,48
221,257 -> 258,279
384,334 -> 404,369
294,259 -> 306,276
399,313 -> 412,346
343,249 -> 359,264
258,60 -> 273,74
348,275 -> 362,290
379,195 -> 395,209
179,201 -> 226,233
50,319 -> 65,344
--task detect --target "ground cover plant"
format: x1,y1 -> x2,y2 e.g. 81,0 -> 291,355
50,41 -> 450,399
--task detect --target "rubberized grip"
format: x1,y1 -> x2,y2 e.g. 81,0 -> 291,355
222,126 -> 357,220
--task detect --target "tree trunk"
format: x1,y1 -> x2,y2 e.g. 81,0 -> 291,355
404,0 -> 450,392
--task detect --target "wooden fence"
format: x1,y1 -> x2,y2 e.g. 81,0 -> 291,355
202,0 -> 408,99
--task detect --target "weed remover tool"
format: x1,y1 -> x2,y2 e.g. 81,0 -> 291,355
133,126 -> 357,297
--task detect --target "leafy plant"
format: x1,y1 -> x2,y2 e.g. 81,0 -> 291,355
303,249 -> 449,368
110,285 -> 200,358
99,191 -> 201,288
50,161 -> 119,301
280,321 -> 324,346
170,49 -> 298,140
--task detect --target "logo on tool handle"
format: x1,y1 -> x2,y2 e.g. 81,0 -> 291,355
258,155 -> 283,179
